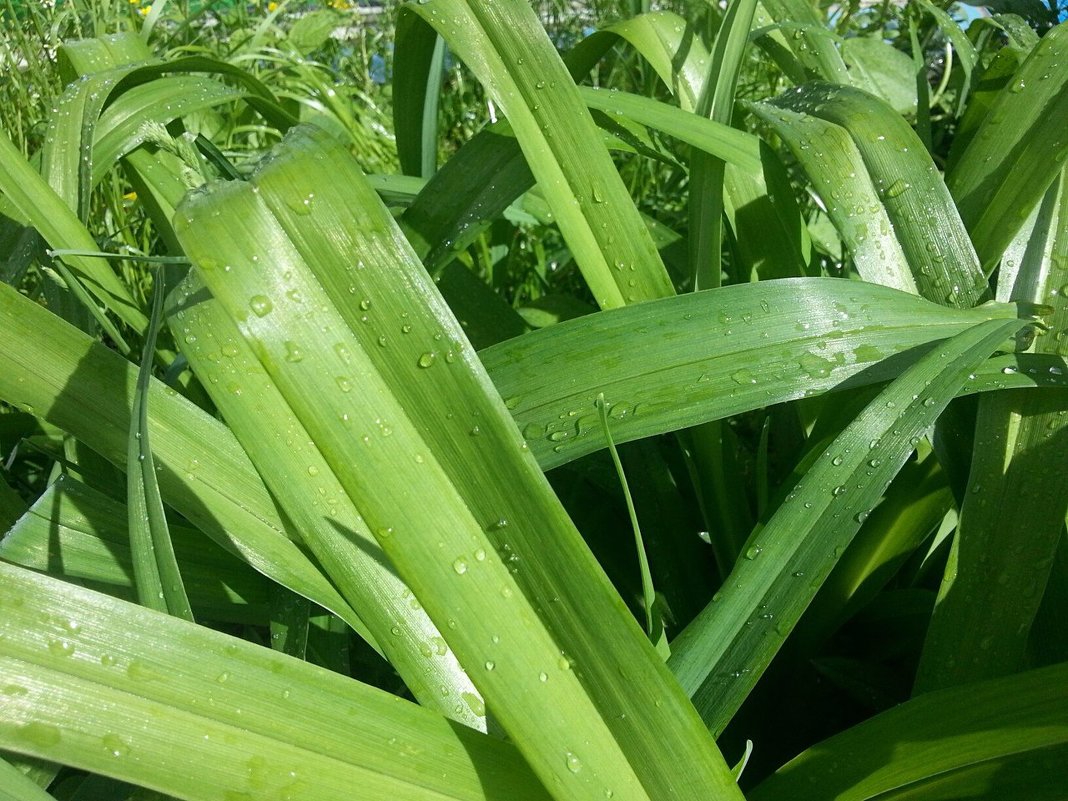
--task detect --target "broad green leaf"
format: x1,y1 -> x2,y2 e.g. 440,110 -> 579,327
400,0 -> 673,309
0,128 -> 145,333
841,37 -> 917,116
749,102 -> 917,294
757,0 -> 851,83
0,562 -> 549,801
0,755 -> 54,801
689,0 -> 759,290
174,123 -> 742,801
947,20 -> 1068,270
917,168 -> 1068,691
567,11 -> 707,112
0,281 -> 370,644
393,10 -> 444,178
667,317 -> 1026,734
0,476 -> 269,624
485,281 -> 1025,470
765,83 -> 988,308
166,274 -> 486,729
750,662 -> 1068,801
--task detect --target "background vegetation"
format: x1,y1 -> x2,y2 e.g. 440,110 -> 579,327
0,0 -> 1066,799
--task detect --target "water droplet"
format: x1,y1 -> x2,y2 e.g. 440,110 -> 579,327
744,545 -> 762,560
47,639 -> 75,657
538,671 -> 548,682
832,485 -> 847,497
882,179 -> 910,199
452,558 -> 468,575
283,341 -> 303,362
102,733 -> 129,758
417,352 -> 436,368
335,376 -> 353,392
731,369 -> 757,385
565,752 -> 583,774
19,722 -> 61,748
249,295 -> 273,317
484,660 -> 495,671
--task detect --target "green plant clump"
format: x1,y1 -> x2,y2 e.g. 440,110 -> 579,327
1,0 -> 1067,799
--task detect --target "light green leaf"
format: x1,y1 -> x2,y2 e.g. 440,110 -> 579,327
763,83 -> 988,308
668,317 -> 1026,734
0,476 -> 268,624
917,168 -> 1068,691
174,122 -> 742,801
400,0 -> 673,309
948,20 -> 1068,270
0,562 -> 548,801
750,662 -> 1068,801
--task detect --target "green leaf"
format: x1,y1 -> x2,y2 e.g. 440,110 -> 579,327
749,101 -> 917,294
667,316 -> 1026,734
763,83 -> 988,308
917,168 -> 1068,691
0,128 -> 146,334
486,280 -> 1026,470
126,269 -> 193,621
174,122 -> 742,801
0,281 -> 370,645
842,37 -> 916,116
0,476 -> 269,625
947,21 -> 1068,270
167,273 -> 486,728
0,562 -> 549,801
750,662 -> 1068,801
0,755 -> 55,801
287,9 -> 342,56
400,0 -> 673,309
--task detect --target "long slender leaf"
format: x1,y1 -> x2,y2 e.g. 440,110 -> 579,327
750,662 -> 1068,800
0,562 -> 549,801
0,128 -> 146,332
749,101 -> 918,294
400,0 -> 673,309
917,168 -> 1068,691
126,269 -> 192,620
0,281 -> 371,643
175,123 -> 742,801
0,475 -> 269,624
769,82 -> 988,308
166,274 -> 486,729
668,317 -> 1026,734
0,756 -> 54,801
484,279 -> 1027,469
948,20 -> 1068,270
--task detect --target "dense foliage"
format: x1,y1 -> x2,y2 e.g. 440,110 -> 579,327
1,0 -> 1066,799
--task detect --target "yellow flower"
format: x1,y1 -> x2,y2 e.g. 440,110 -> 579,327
267,0 -> 278,9
138,6 -> 150,15
123,191 -> 137,201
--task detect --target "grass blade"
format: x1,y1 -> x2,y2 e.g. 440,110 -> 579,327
750,662 -> 1068,801
126,269 -> 192,621
762,83 -> 988,308
749,101 -> 918,295
175,123 -> 743,800
0,562 -> 548,801
916,168 -> 1068,691
401,0 -> 673,308
0,475 -> 269,624
0,281 -> 369,641
947,21 -> 1068,270
0,755 -> 54,801
484,279 -> 1025,469
0,128 -> 145,333
689,0 -> 758,290
167,273 -> 485,728
668,317 -> 1026,734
